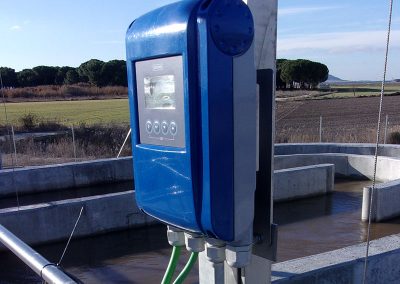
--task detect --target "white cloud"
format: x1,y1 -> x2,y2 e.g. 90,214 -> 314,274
279,6 -> 339,16
278,30 -> 400,54
10,25 -> 21,31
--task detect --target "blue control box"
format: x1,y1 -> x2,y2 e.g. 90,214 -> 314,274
126,0 -> 256,243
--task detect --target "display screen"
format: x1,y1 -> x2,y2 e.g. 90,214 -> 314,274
144,75 -> 176,109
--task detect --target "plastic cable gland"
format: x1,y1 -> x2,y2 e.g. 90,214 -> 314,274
184,233 -> 205,252
167,227 -> 185,247
205,241 -> 226,264
225,245 -> 252,268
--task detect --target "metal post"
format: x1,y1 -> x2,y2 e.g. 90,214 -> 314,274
117,129 -> 131,158
384,114 -> 389,144
319,116 -> 323,143
230,0 -> 278,283
71,125 -> 77,162
0,224 -> 77,284
11,125 -> 18,167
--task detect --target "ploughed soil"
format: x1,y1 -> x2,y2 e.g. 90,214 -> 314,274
275,96 -> 400,143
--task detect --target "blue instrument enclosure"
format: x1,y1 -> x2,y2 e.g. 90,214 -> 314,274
126,0 -> 255,242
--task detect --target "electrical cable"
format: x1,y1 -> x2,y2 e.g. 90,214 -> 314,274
161,245 -> 182,284
117,128 -> 131,158
57,206 -> 84,266
172,252 -> 199,284
362,0 -> 394,283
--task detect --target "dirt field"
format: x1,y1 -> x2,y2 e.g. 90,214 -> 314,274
276,96 -> 400,143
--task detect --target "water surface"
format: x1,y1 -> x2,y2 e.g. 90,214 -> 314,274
1,179 -> 400,282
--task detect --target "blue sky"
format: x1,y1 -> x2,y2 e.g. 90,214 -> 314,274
278,0 -> 399,81
0,0 -> 398,80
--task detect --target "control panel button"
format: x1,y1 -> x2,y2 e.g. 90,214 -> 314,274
153,121 -> 160,134
161,121 -> 169,135
170,121 -> 177,136
146,121 -> 152,134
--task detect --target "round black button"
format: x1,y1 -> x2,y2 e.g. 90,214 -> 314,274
145,121 -> 152,134
153,121 -> 160,134
161,121 -> 169,135
170,121 -> 177,136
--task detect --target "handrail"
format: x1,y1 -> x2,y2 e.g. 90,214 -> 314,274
0,224 -> 77,284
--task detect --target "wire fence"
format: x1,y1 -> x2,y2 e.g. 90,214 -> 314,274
276,113 -> 400,145
0,122 -> 132,168
1,111 -> 399,169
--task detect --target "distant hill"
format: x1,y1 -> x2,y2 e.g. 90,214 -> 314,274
326,74 -> 345,82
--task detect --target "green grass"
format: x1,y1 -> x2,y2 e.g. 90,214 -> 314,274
321,83 -> 400,99
0,98 -> 130,126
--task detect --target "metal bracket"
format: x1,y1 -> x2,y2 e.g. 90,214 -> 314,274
252,68 -> 278,261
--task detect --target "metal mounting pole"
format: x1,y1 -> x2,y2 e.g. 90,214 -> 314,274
246,0 -> 278,283
0,224 -> 77,284
198,0 -> 277,282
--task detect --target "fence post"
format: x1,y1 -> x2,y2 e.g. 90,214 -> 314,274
319,116 -> 323,143
384,114 -> 389,144
11,126 -> 18,167
71,124 -> 77,162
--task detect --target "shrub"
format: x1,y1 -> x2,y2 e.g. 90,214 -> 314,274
18,113 -> 39,130
388,132 -> 400,144
1,84 -> 128,101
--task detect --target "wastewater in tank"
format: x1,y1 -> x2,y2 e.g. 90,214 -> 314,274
1,179 -> 400,283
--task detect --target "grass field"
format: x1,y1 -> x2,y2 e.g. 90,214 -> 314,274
320,83 -> 400,99
0,98 -> 130,126
277,83 -> 400,101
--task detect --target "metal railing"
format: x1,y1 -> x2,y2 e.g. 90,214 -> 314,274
0,224 -> 77,284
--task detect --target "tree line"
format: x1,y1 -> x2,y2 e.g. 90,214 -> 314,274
277,59 -> 329,90
1,58 -> 328,90
0,59 -> 128,88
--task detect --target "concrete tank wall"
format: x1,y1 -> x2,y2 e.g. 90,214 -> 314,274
0,161 -> 336,248
275,143 -> 400,158
272,234 -> 400,283
0,190 -> 156,250
0,156 -> 336,201
274,164 -> 334,202
2,143 -> 400,247
275,153 -> 400,182
362,180 -> 400,222
0,157 -> 133,197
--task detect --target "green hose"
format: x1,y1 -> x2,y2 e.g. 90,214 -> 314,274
173,252 -> 199,284
161,246 -> 182,284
